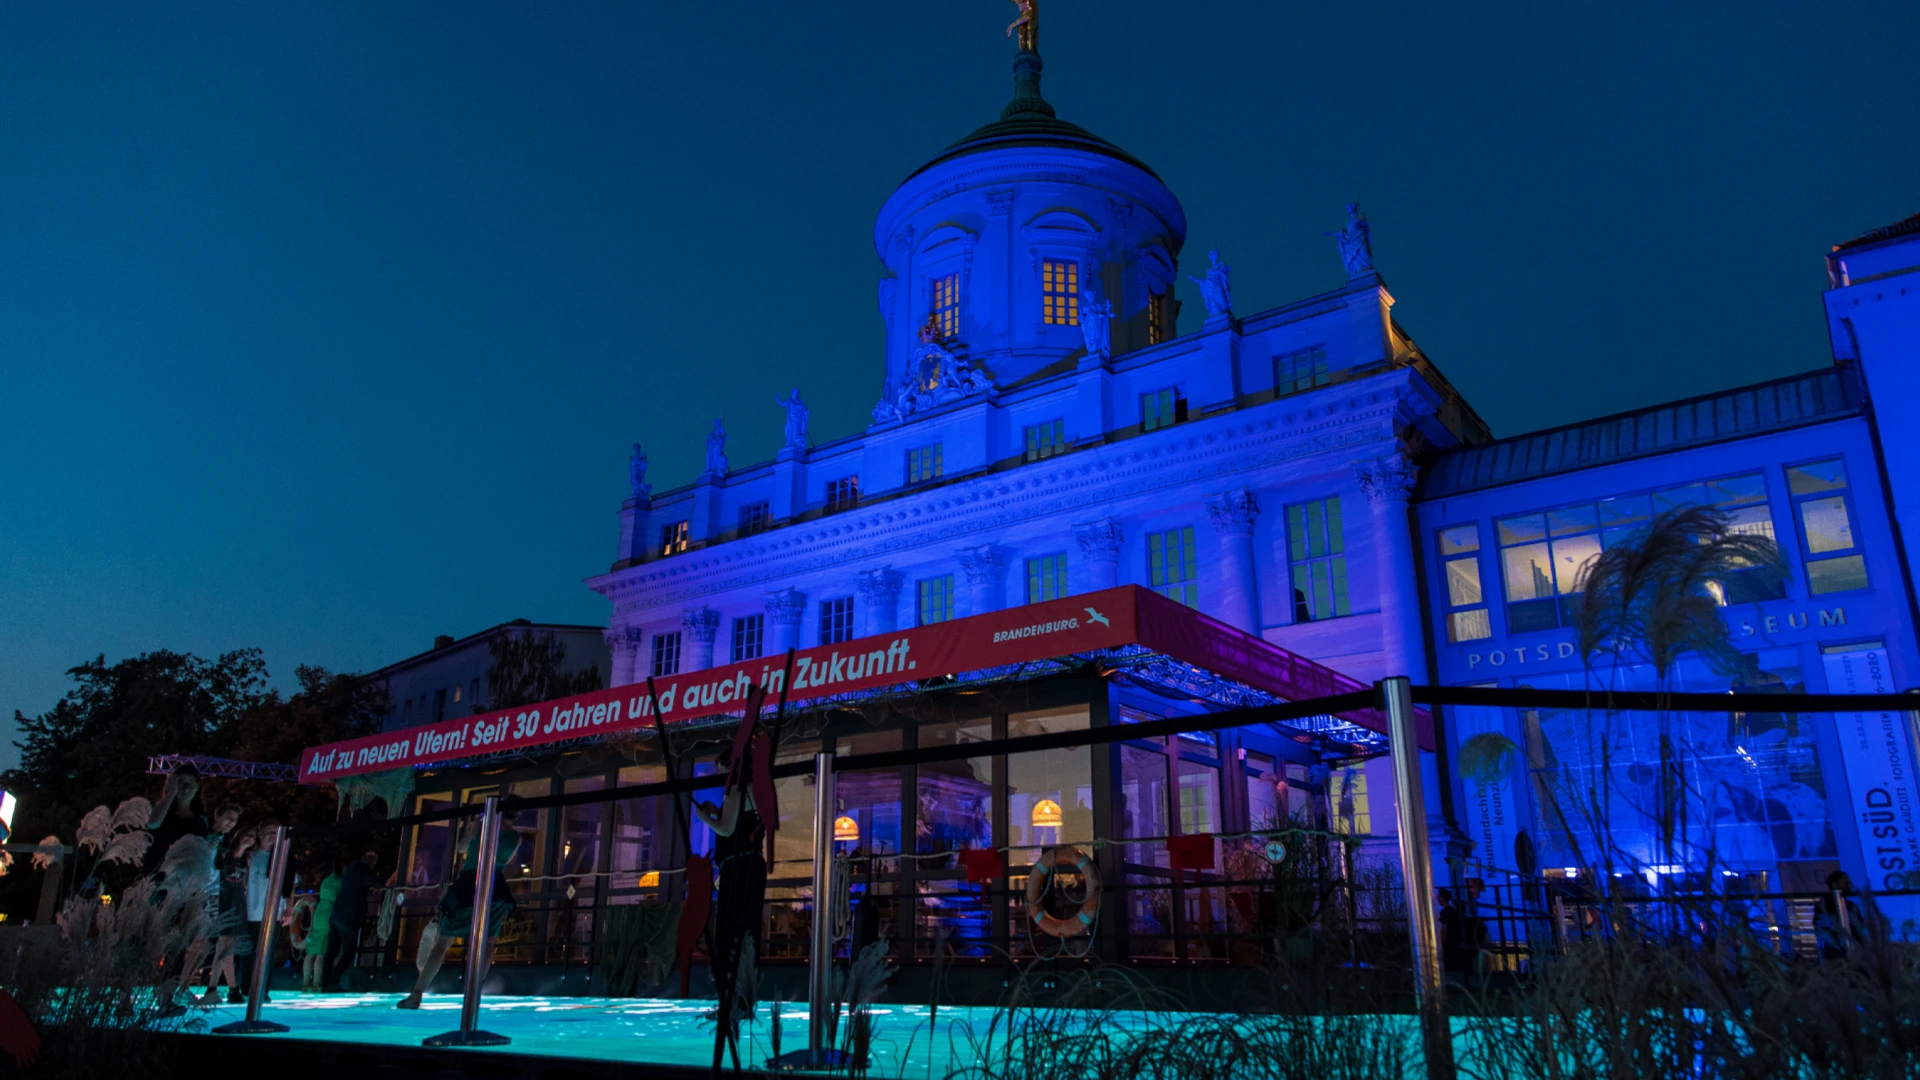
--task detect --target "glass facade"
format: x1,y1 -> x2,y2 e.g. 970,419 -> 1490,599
1439,524 -> 1491,642
1789,459 -> 1868,594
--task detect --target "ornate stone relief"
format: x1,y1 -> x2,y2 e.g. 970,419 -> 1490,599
681,606 -> 720,643
856,567 -> 903,602
957,545 -> 1007,584
1355,454 -> 1418,506
764,587 -> 807,627
1205,489 -> 1260,535
1074,517 -> 1124,561
986,188 -> 1016,216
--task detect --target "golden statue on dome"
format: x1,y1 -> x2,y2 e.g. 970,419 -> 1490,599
1006,0 -> 1037,52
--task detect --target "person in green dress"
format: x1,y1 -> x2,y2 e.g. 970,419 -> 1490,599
303,859 -> 342,992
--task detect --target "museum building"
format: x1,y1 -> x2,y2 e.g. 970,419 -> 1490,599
359,34 -> 1920,976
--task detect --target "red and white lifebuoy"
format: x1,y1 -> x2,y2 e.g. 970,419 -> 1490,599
1025,845 -> 1102,938
286,894 -> 316,952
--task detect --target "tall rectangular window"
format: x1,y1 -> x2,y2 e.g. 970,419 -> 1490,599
1042,259 -> 1079,325
469,677 -> 481,710
1437,524 -> 1492,643
1147,525 -> 1198,608
651,632 -> 682,678
1147,290 -> 1167,345
1026,553 -> 1069,603
1788,458 -> 1868,595
1288,497 -> 1349,622
931,272 -> 961,339
730,614 -> 764,664
917,575 -> 956,625
1024,418 -> 1067,462
738,500 -> 771,537
1275,346 -> 1331,396
659,520 -> 690,556
1141,387 -> 1187,432
820,597 -> 855,645
1331,763 -> 1371,835
907,442 -> 945,485
825,476 -> 860,514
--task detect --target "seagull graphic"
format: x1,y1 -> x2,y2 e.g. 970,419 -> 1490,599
1084,607 -> 1110,627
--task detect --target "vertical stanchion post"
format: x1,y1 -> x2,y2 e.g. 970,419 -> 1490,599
808,751 -> 836,1067
1382,677 -> 1456,1080
214,825 -> 291,1034
425,799 -> 510,1047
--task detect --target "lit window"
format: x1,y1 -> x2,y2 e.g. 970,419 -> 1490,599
820,598 -> 856,645
917,575 -> 955,626
1437,525 -> 1491,643
738,500 -> 771,537
1147,290 -> 1167,345
1141,387 -> 1187,432
651,632 -> 682,678
1331,764 -> 1370,835
1275,346 -> 1330,396
825,476 -> 860,514
659,520 -> 690,557
1024,418 -> 1066,462
1148,526 -> 1198,608
907,443 -> 944,485
1288,497 -> 1349,622
730,615 -> 764,664
1042,259 -> 1079,325
931,273 -> 961,340
453,682 -> 462,703
1789,459 -> 1868,595
1026,553 -> 1068,603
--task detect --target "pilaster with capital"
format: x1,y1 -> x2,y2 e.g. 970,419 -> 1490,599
682,606 -> 721,672
1074,518 -> 1124,591
606,625 -> 643,687
764,588 -> 807,656
856,568 -> 904,636
1206,489 -> 1261,631
1354,454 -> 1426,682
957,545 -> 1008,616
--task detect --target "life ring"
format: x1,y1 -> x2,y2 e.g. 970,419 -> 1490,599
1025,845 -> 1101,938
287,895 -> 316,951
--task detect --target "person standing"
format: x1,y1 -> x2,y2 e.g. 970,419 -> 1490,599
145,765 -> 210,875
302,859 -> 342,992
240,819 -> 281,1002
396,817 -> 520,1009
324,851 -> 380,990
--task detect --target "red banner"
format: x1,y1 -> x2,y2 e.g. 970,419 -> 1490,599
298,586 -> 1427,783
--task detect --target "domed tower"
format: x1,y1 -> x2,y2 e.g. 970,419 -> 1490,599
872,19 -> 1187,405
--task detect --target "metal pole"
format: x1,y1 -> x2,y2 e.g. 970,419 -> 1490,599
425,798 -> 510,1047
808,751 -> 836,1067
214,826 -> 291,1034
1382,677 -> 1456,1080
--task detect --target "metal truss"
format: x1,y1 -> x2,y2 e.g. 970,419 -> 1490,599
145,754 -> 299,784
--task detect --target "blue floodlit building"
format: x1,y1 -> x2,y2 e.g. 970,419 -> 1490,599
579,31 -> 1920,908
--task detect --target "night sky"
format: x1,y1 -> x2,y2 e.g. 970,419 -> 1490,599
3,2 -> 1916,768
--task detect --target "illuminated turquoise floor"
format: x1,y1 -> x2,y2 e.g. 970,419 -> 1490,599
193,993 -> 1074,1073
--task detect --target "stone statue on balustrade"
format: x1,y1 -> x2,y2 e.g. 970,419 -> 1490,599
1079,291 -> 1112,360
777,388 -> 809,451
1191,250 -> 1232,318
704,419 -> 729,477
1325,203 -> 1373,278
628,443 -> 651,500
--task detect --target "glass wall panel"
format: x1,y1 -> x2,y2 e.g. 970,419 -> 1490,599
612,764 -> 667,902
1008,706 -> 1093,864
835,728 -> 904,866
914,718 -> 993,958
504,778 -> 551,895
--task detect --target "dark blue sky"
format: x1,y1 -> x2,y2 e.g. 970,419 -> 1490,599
3,2 -> 1916,768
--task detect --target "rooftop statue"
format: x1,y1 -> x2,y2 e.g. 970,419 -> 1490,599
1006,0 -> 1037,52
1326,203 -> 1373,278
628,443 -> 651,499
1079,291 -> 1112,360
874,315 -> 996,421
1191,250 -> 1232,318
704,418 -> 729,477
777,388 -> 809,451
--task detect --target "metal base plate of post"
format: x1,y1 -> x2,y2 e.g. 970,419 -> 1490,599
422,1028 -> 511,1048
211,1019 -> 290,1035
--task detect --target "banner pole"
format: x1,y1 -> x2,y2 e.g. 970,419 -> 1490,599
424,796 -> 510,1047
808,751 -> 836,1066
213,825 -> 291,1034
1383,677 -> 1455,1080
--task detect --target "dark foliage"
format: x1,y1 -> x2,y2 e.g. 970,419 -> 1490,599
484,629 -> 603,711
